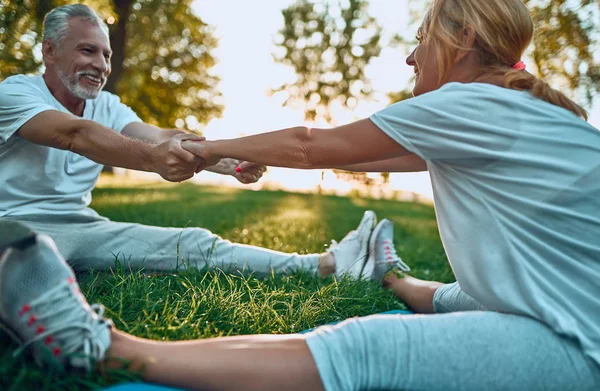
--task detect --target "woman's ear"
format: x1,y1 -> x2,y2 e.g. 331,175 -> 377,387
454,27 -> 477,64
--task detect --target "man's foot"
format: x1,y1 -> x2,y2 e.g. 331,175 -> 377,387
0,220 -> 112,372
369,219 -> 411,281
329,211 -> 377,279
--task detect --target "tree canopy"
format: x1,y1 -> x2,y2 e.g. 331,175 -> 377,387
276,0 -> 599,109
524,0 -> 600,103
0,0 -> 222,132
273,0 -> 383,123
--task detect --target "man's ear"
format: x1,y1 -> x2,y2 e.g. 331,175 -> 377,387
454,27 -> 477,64
42,40 -> 57,65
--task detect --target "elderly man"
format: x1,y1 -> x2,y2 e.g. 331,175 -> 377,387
0,4 -> 373,278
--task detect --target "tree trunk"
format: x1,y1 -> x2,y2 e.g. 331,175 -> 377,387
104,0 -> 132,94
103,0 -> 133,173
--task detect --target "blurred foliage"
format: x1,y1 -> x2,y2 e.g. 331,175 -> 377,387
524,0 -> 600,103
398,0 -> 600,105
387,88 -> 414,104
273,0 -> 383,123
0,0 -> 222,132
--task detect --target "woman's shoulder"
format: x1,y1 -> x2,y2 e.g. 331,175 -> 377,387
438,81 -> 528,98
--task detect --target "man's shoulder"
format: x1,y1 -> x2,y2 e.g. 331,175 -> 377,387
0,74 -> 44,95
0,74 -> 41,87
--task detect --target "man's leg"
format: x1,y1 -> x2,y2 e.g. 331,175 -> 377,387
3,220 -> 600,391
12,211 -> 374,277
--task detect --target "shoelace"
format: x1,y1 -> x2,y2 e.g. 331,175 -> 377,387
376,240 -> 411,272
13,280 -> 110,371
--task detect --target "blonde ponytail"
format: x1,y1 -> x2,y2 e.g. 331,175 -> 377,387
504,69 -> 588,120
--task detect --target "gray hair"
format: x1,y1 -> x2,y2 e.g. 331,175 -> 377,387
42,4 -> 109,49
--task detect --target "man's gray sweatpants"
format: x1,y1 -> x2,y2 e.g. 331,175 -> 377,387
305,282 -> 600,391
10,213 -> 319,274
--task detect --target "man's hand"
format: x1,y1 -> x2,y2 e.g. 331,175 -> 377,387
233,161 -> 267,184
181,139 -> 220,171
151,134 -> 205,182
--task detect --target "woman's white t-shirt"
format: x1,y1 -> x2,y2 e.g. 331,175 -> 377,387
371,82 -> 600,366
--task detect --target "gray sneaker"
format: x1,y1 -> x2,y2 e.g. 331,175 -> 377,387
369,219 -> 411,281
329,211 -> 377,279
0,220 -> 112,372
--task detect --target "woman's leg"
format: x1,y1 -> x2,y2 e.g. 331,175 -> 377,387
384,274 -> 486,313
382,273 -> 443,313
107,330 -> 324,391
105,311 -> 600,391
304,311 -> 600,391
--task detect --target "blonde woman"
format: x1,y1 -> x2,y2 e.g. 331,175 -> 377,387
1,0 -> 599,390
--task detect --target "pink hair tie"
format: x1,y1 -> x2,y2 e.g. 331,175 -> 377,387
512,61 -> 526,70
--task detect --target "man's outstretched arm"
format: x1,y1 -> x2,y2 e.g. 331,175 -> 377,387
122,122 -> 267,184
17,110 -> 203,182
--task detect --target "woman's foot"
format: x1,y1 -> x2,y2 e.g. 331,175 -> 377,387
368,219 -> 411,281
0,220 -> 112,371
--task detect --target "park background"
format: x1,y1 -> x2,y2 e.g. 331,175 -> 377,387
0,1 -> 599,389
2,0 -> 599,201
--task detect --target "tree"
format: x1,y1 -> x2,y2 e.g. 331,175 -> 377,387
524,0 -> 600,103
397,0 -> 600,105
273,0 -> 383,123
387,89 -> 414,104
0,0 -> 222,132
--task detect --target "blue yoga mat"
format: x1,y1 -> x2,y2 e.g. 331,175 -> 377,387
101,309 -> 414,391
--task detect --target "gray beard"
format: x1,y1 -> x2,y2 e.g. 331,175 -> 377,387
57,69 -> 103,100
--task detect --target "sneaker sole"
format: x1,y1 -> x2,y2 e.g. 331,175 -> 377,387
0,220 -> 37,253
0,221 -> 38,344
357,212 -> 377,278
366,219 -> 388,280
0,313 -> 24,345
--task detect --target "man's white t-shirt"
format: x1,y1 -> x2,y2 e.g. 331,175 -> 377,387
0,75 -> 142,217
371,82 -> 600,366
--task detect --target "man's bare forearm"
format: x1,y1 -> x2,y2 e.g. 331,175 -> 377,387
68,119 -> 157,172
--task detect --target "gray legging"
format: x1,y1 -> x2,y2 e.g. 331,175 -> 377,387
9,212 -> 319,274
305,282 -> 600,391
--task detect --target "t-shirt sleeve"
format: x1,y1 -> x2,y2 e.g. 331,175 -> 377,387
370,84 -> 519,162
104,93 -> 143,133
0,77 -> 57,144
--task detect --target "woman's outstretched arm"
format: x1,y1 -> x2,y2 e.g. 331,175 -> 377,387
181,119 -> 412,171
336,153 -> 427,172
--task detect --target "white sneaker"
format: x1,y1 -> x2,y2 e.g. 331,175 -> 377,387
329,211 -> 377,279
0,220 -> 112,372
369,219 -> 411,281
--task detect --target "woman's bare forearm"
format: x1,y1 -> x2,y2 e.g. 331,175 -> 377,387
185,119 -> 411,170
336,154 -> 428,172
208,127 -> 316,169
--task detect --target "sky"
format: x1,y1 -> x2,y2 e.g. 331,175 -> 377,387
167,0 -> 599,201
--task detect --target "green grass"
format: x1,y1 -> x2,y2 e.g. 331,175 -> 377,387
0,181 -> 453,390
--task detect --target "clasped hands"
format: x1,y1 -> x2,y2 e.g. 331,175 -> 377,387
152,133 -> 266,184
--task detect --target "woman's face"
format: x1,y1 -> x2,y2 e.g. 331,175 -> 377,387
406,28 -> 441,96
